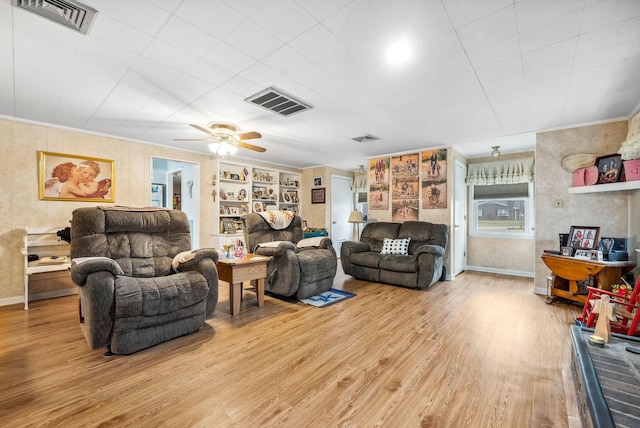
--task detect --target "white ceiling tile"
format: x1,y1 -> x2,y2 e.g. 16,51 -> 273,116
185,59 -> 235,86
455,6 -> 517,50
261,45 -> 316,77
521,38 -> 577,71
465,34 -> 521,69
581,0 -> 640,33
572,41 -> 635,73
142,39 -> 200,72
223,19 -> 283,60
130,56 -> 182,85
147,0 -> 183,13
477,57 -> 525,94
93,0 -> 172,37
322,0 -> 388,56
175,0 -> 246,40
443,0 -> 513,28
515,0 -> 585,31
251,0 -> 317,43
576,16 -> 640,55
289,24 -> 350,63
170,73 -> 218,97
89,14 -> 153,55
222,0 -> 271,17
202,42 -> 256,75
518,11 -> 582,53
296,0 -> 355,21
156,16 -> 222,57
524,58 -> 574,85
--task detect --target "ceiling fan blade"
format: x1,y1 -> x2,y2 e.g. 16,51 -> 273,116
235,141 -> 266,152
189,123 -> 216,137
237,131 -> 262,140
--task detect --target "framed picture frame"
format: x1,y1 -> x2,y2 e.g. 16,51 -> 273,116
312,187 -> 325,204
151,183 -> 165,207
39,151 -> 115,202
302,220 -> 308,229
595,154 -> 622,184
313,177 -> 322,187
561,246 -> 573,257
221,218 -> 237,234
288,190 -> 298,203
252,186 -> 267,199
568,226 -> 600,250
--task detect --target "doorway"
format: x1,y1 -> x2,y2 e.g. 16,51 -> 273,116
151,157 -> 200,248
331,175 -> 353,256
453,160 -> 467,277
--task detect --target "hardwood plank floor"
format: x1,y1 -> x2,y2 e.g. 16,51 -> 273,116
0,268 -> 582,427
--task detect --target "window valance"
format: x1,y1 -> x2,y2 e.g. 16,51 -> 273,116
466,157 -> 534,185
351,172 -> 367,192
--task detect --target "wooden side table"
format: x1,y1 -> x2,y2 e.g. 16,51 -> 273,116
541,253 -> 635,304
216,254 -> 270,315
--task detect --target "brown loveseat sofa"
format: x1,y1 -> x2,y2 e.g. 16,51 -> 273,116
340,221 -> 448,289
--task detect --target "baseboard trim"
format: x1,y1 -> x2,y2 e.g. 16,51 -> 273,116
0,288 -> 77,308
464,265 -> 535,278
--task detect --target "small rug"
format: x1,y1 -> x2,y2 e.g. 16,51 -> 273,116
300,288 -> 356,308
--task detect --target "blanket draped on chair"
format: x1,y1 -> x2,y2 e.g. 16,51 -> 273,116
258,210 -> 294,230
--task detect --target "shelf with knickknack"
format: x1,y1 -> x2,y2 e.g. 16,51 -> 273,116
212,159 -> 302,248
251,167 -> 279,213
279,172 -> 300,214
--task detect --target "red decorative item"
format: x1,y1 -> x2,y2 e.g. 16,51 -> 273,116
584,166 -> 598,185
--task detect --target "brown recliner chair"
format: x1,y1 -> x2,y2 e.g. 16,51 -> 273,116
241,212 -> 337,299
69,207 -> 218,355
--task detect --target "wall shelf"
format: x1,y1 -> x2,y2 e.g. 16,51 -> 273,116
568,181 -> 640,194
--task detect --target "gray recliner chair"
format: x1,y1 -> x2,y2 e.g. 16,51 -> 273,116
241,212 -> 337,299
69,207 -> 218,355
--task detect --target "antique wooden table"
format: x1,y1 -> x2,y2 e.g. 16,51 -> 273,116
541,253 -> 635,304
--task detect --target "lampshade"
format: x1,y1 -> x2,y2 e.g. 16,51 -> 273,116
348,210 -> 364,223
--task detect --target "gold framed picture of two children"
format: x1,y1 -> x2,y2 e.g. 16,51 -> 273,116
38,151 -> 115,202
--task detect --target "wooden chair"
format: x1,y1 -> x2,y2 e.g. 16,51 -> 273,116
577,276 -> 640,336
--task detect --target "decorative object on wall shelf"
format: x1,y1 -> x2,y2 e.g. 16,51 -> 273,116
595,154 -> 622,184
561,153 -> 597,173
572,166 -> 598,186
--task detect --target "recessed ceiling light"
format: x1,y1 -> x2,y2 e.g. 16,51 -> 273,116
386,39 -> 411,65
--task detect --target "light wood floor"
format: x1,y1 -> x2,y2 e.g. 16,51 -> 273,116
0,268 -> 583,427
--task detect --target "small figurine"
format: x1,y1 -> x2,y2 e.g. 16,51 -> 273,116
593,294 -> 616,343
211,189 -> 216,202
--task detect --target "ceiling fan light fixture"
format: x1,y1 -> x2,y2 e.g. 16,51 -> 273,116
208,141 -> 238,156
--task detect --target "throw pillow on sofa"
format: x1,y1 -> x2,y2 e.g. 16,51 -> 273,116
380,238 -> 410,255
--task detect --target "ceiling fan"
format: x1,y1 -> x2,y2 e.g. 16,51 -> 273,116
175,122 -> 266,154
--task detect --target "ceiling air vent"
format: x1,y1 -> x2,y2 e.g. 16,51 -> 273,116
12,0 -> 98,35
245,87 -> 313,117
352,134 -> 379,143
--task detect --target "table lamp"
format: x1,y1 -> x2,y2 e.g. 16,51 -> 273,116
348,210 -> 364,240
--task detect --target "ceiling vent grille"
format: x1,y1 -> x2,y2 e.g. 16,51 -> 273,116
11,0 -> 98,35
245,87 -> 313,117
352,134 -> 379,143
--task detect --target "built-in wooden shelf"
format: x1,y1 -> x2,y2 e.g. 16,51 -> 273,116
568,180 -> 640,194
